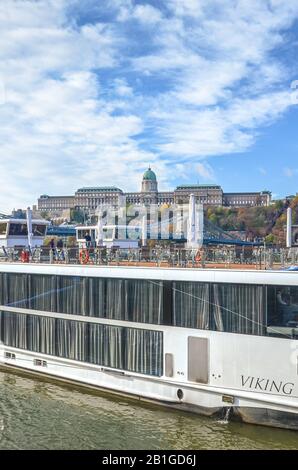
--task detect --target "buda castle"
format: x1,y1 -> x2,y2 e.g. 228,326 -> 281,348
38,167 -> 271,214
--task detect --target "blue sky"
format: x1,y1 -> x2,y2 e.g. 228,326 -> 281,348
1,0 -> 298,211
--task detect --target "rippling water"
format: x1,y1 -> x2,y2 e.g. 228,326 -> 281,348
0,369 -> 297,450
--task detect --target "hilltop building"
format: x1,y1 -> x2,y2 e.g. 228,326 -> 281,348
38,167 -> 271,214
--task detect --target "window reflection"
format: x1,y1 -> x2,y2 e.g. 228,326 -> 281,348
32,224 -> 47,236
8,223 -> 28,236
267,286 -> 298,329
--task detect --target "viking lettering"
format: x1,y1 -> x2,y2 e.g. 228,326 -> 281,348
282,383 -> 294,395
255,378 -> 265,390
241,376 -> 294,395
270,381 -> 282,393
241,375 -> 251,387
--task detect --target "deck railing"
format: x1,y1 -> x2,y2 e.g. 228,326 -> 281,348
1,245 -> 298,269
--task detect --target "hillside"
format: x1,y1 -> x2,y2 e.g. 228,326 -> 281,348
206,197 -> 298,245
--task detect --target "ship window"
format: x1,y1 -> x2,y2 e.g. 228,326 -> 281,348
26,315 -> 56,355
105,279 -> 163,324
0,312 -> 163,377
172,282 -> 265,336
163,281 -> 173,325
1,313 -> 27,349
8,223 -> 28,236
77,230 -> 86,239
173,282 -> 209,329
32,224 -> 46,236
267,285 -> 298,338
0,223 -> 7,235
210,283 -> 266,336
103,228 -> 114,239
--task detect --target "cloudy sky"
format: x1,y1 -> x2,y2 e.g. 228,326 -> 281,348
1,0 -> 298,212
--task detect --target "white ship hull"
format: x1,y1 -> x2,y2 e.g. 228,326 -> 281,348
0,263 -> 297,430
0,315 -> 297,429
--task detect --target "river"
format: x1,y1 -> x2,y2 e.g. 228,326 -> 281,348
0,369 -> 297,450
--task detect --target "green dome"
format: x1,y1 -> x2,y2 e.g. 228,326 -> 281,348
143,167 -> 156,181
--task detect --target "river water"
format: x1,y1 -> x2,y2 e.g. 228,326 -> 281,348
0,369 -> 297,450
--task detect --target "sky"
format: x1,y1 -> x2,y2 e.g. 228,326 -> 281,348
1,0 -> 298,212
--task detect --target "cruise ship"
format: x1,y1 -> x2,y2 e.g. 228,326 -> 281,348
0,259 -> 297,430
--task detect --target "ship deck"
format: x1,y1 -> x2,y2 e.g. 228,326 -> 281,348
0,245 -> 297,271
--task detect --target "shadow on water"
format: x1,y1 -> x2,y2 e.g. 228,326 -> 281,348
0,369 -> 297,450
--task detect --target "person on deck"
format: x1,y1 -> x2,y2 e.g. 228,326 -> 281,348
84,233 -> 92,249
56,238 -> 65,261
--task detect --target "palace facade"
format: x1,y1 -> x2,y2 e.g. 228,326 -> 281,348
38,167 -> 271,213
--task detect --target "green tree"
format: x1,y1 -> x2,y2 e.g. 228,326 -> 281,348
70,209 -> 85,224
265,234 -> 275,245
40,211 -> 50,220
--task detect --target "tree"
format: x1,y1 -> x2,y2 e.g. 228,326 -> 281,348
265,234 -> 275,245
40,211 -> 50,220
70,209 -> 85,224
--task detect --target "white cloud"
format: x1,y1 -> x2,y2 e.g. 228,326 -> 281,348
113,78 -> 133,97
150,90 -> 292,158
133,4 -> 162,24
0,0 -> 150,211
196,162 -> 215,181
0,0 -> 298,211
132,1 -> 298,158
284,167 -> 298,178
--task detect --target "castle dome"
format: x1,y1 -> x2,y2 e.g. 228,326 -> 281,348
143,167 -> 156,181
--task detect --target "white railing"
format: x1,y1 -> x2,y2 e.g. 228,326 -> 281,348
1,245 -> 298,269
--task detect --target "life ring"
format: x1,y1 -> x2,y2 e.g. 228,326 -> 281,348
79,249 -> 89,264
195,249 -> 203,263
21,250 -> 29,263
